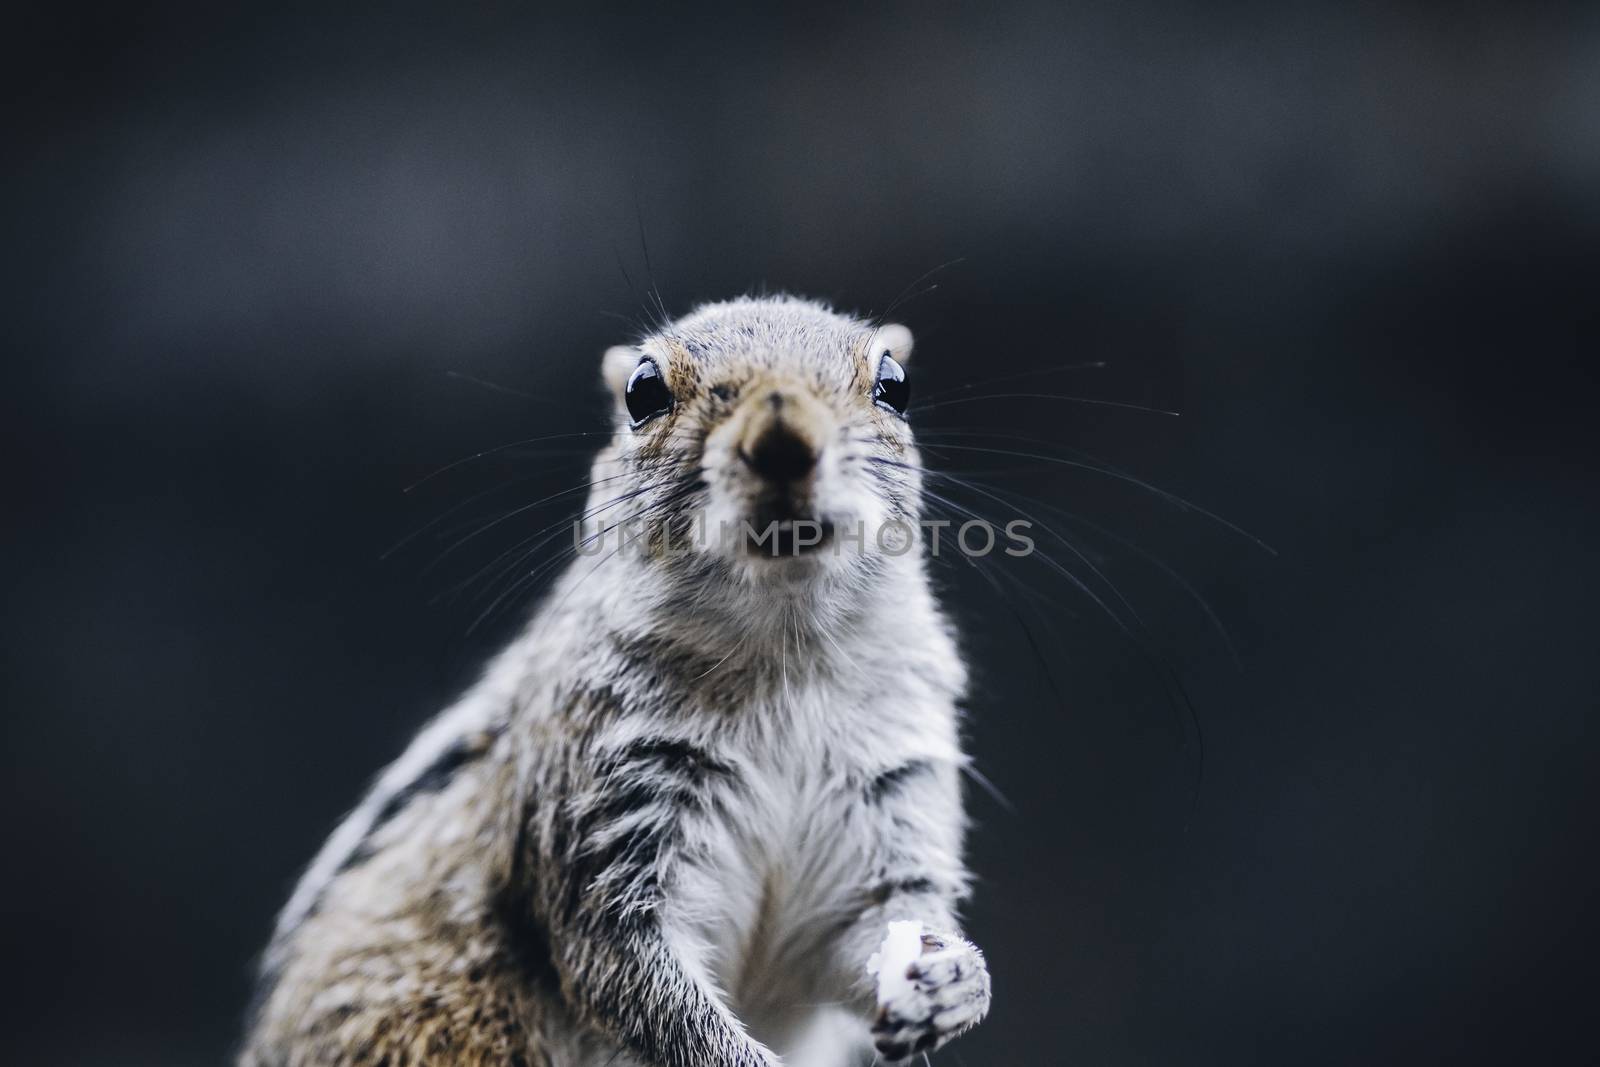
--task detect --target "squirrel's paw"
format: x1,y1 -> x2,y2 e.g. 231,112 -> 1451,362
871,931 -> 991,1064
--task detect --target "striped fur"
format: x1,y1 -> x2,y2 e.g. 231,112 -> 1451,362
241,296 -> 990,1066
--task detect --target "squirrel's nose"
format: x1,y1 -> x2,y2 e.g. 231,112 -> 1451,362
742,422 -> 817,484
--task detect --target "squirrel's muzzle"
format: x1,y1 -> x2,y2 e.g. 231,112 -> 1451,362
735,385 -> 831,488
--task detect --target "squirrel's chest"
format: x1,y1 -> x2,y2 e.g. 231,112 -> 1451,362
670,741 -> 872,1009
658,677 -> 953,1018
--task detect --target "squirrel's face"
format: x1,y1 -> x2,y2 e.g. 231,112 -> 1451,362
593,297 -> 922,583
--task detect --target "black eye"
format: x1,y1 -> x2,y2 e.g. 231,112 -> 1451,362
872,352 -> 909,416
625,359 -> 674,426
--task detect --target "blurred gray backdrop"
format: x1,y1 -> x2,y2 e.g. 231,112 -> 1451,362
4,3 -> 1597,1064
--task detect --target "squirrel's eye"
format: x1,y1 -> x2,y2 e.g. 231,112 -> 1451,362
872,352 -> 909,416
625,359 -> 674,426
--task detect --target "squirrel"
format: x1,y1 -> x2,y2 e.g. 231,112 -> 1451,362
241,295 -> 992,1067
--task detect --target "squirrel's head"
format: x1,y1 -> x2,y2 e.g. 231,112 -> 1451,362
587,296 -> 922,589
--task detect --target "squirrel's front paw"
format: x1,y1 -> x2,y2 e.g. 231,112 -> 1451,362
871,931 -> 991,1064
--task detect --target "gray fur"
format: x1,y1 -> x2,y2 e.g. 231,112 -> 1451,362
241,295 -> 991,1066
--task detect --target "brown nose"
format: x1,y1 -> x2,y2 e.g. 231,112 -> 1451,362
742,423 -> 817,484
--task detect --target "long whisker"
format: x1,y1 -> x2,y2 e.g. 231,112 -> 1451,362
611,240 -> 662,340
415,462 -> 647,548
691,629 -> 750,681
467,479 -> 704,634
869,258 -> 965,331
423,468 -> 656,572
914,427 -> 1137,476
633,185 -> 673,332
403,431 -> 620,493
911,360 -> 1108,406
908,440 -> 1274,555
910,392 -> 1180,418
403,428 -> 707,494
911,497 -> 1059,815
442,475 -> 684,602
465,515 -> 628,633
955,476 -> 1241,666
879,456 -> 1206,804
918,465 -> 1148,630
441,370 -> 569,408
541,482 -> 704,619
959,762 -> 1015,815
919,481 -> 1134,636
862,452 -> 1133,628
387,465 -> 639,562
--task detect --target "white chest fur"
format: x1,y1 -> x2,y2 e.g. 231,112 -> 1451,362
660,675 -> 958,1044
674,745 -> 867,1038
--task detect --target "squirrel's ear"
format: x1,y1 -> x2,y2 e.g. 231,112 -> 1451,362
602,345 -> 639,399
872,323 -> 915,365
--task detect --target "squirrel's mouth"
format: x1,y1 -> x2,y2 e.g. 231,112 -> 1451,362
744,517 -> 836,558
741,496 -> 835,557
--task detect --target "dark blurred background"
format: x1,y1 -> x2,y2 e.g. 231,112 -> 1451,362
4,2 -> 1597,1064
